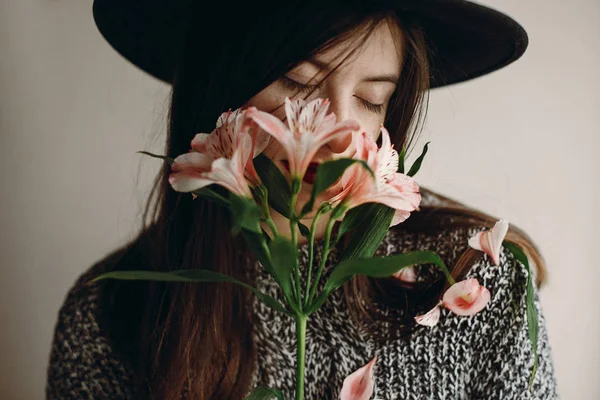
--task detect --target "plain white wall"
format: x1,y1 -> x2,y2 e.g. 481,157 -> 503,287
1,0 -> 598,398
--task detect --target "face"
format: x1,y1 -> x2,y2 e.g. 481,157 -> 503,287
245,20 -> 403,223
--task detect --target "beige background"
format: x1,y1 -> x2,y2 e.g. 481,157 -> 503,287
1,0 -> 598,398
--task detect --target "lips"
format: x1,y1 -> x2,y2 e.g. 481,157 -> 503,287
280,160 -> 319,184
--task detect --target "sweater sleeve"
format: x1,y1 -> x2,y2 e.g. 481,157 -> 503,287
464,244 -> 560,399
46,266 -> 135,400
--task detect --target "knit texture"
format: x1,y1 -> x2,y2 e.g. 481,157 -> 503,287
46,225 -> 560,399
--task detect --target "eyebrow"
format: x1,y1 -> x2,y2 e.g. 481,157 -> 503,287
307,57 -> 399,86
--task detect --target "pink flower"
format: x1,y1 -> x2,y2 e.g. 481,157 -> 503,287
339,355 -> 377,400
468,219 -> 509,265
414,278 -> 491,326
169,135 -> 253,198
332,127 -> 421,226
190,108 -> 269,185
168,109 -> 265,198
245,97 -> 360,180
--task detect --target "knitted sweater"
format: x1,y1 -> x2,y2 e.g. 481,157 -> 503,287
46,224 -> 560,399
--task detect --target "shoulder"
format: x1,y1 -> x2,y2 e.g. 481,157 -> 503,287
379,224 -> 505,283
46,246 -> 137,399
381,224 -> 559,397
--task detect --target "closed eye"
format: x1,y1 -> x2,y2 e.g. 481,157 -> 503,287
279,76 -> 317,94
279,76 -> 385,114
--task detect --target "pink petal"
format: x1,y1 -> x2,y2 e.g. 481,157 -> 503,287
374,127 -> 399,181
208,157 -> 251,198
391,209 -> 412,226
442,278 -> 491,316
314,119 -> 360,146
246,108 -> 299,173
171,151 -> 214,172
468,219 -> 509,265
168,170 -> 215,193
284,97 -> 305,132
299,98 -> 330,133
414,304 -> 441,327
361,188 -> 421,214
190,132 -> 211,153
394,266 -> 417,283
246,108 -> 291,143
339,355 -> 378,400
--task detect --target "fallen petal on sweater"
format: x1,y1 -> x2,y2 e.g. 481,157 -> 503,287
339,355 -> 378,400
468,219 -> 509,265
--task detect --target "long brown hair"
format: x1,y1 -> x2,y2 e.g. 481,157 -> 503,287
103,3 -> 548,399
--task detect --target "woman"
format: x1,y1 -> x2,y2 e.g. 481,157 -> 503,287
47,0 -> 559,399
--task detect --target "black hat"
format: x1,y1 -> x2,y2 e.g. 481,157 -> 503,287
92,0 -> 529,89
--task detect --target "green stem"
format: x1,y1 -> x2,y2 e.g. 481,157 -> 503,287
295,314 -> 307,400
258,185 -> 279,237
306,213 -> 336,307
303,205 -> 326,308
290,180 -> 302,309
264,206 -> 279,238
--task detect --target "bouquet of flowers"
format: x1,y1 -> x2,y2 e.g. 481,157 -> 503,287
90,97 -> 539,399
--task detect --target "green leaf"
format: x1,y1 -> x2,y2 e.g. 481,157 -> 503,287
307,251 -> 450,313
242,229 -> 274,275
335,204 -> 372,244
254,154 -> 292,218
230,194 -> 262,234
245,387 -> 285,400
137,150 -> 175,166
269,236 -> 297,301
504,241 -> 539,392
242,230 -> 300,314
398,146 -> 406,173
406,141 -> 430,177
298,222 -> 310,239
300,158 -> 372,216
89,269 -> 290,316
338,203 -> 395,261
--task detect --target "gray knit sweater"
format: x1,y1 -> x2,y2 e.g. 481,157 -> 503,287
46,224 -> 560,399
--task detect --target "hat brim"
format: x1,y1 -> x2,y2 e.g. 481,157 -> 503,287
92,0 -> 528,89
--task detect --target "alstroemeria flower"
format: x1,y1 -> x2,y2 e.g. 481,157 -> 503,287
169,134 -> 253,198
190,107 -> 269,185
245,97 -> 360,180
169,109 -> 267,198
339,355 -> 377,400
414,278 -> 491,326
468,219 -> 509,265
332,126 -> 421,226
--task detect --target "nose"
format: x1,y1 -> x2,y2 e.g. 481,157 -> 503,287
324,94 -> 355,154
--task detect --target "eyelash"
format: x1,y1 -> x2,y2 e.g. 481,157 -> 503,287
280,76 -> 385,114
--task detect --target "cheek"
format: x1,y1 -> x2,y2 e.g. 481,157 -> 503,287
245,85 -> 287,119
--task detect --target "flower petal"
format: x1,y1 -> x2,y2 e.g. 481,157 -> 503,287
489,219 -> 509,265
339,355 -> 378,400
468,219 -> 509,265
171,151 -> 214,171
190,132 -> 211,153
442,278 -> 491,316
284,97 -> 305,132
414,304 -> 441,327
391,209 -> 412,226
246,107 -> 298,173
393,266 -> 417,283
298,98 -> 330,133
374,127 -> 399,184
